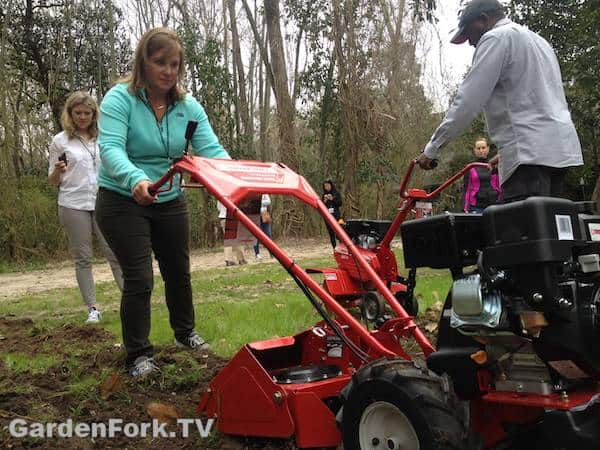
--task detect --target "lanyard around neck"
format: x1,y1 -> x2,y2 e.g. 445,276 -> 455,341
76,136 -> 97,163
141,95 -> 172,159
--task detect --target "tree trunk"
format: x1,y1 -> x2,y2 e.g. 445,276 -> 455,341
319,50 -> 336,158
291,26 -> 303,106
332,0 -> 359,217
592,164 -> 600,209
246,0 -> 259,156
222,0 -> 229,71
263,0 -> 297,170
258,16 -> 271,161
227,0 -> 251,149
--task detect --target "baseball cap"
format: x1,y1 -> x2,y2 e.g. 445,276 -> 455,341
450,0 -> 504,44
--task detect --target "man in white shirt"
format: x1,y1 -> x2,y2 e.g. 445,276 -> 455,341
417,0 -> 583,202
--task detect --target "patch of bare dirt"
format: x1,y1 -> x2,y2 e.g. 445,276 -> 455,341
0,318 -> 283,449
0,309 -> 443,450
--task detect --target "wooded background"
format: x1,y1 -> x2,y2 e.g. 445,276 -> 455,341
0,0 -> 597,264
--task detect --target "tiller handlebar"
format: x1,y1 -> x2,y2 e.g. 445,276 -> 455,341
148,157 -> 490,361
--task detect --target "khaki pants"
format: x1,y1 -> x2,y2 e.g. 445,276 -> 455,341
59,206 -> 123,307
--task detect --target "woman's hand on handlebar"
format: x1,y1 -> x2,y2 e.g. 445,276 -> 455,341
132,180 -> 156,206
416,153 -> 437,170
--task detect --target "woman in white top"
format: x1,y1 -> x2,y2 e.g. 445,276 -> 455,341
48,92 -> 123,324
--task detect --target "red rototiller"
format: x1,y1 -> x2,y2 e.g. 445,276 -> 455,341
151,149 -> 599,449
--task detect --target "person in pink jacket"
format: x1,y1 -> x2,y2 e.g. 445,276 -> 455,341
463,137 -> 501,213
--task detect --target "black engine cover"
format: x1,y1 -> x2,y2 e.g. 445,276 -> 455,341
483,197 -> 583,267
401,213 -> 484,269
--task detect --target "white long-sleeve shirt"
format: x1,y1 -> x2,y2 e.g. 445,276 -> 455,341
423,18 -> 583,184
48,131 -> 101,210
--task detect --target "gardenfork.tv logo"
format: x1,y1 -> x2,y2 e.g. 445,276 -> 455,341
8,418 -> 215,439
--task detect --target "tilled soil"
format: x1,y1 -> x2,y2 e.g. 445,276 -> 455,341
0,317 -> 286,449
0,309 -> 441,449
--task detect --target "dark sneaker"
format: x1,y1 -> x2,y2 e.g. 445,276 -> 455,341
175,331 -> 210,351
129,356 -> 159,377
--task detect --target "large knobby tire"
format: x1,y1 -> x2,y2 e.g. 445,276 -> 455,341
340,359 -> 469,450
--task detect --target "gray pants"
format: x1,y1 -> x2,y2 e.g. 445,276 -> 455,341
59,206 -> 123,307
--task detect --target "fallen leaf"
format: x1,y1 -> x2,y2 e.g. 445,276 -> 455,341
425,323 -> 438,333
99,372 -> 123,400
146,402 -> 180,424
220,435 -> 245,449
430,301 -> 443,312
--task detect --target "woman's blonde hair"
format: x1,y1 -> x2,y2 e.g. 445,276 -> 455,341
60,91 -> 99,139
124,27 -> 186,102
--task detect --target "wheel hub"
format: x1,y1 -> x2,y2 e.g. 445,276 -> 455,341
359,401 -> 419,449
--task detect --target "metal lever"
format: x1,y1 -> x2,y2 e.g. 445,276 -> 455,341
183,121 -> 198,155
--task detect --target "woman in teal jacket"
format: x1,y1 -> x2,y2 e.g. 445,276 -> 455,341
96,27 -> 230,377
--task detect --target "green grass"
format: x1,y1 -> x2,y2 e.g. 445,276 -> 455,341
0,251 -> 451,358
65,376 -> 100,399
2,352 -> 60,374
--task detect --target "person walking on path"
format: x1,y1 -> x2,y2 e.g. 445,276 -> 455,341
322,180 -> 342,249
254,194 -> 273,259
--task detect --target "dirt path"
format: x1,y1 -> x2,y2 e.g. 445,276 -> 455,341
0,238 -> 351,301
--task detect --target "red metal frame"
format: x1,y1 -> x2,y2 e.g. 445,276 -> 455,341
151,156 -> 436,358
149,157 -> 600,448
309,160 -> 490,332
149,157 -> 446,446
471,368 -> 599,447
148,157 -> 489,447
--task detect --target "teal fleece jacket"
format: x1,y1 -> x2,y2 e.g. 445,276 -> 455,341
97,83 -> 229,202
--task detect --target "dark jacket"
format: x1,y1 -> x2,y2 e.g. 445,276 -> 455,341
322,181 -> 342,220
